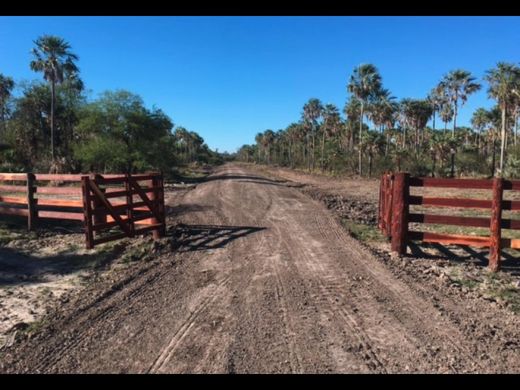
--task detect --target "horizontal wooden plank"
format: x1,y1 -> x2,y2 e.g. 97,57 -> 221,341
38,210 -> 84,221
132,212 -> 154,222
36,198 -> 83,207
92,219 -> 130,232
0,185 -> 27,193
502,200 -> 520,211
0,196 -> 27,205
93,232 -> 129,246
35,186 -> 82,195
0,206 -> 28,216
408,231 -> 491,247
103,189 -> 131,198
500,219 -> 520,230
409,177 -> 493,189
409,196 -> 492,209
409,213 -> 490,228
134,223 -> 164,235
503,238 -> 520,249
35,174 -> 84,181
0,174 -> 27,181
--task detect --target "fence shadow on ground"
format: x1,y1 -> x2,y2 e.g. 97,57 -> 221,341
0,244 -> 126,287
168,223 -> 266,252
408,242 -> 520,275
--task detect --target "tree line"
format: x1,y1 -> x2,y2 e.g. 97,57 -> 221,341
0,35 -> 222,175
237,63 -> 520,179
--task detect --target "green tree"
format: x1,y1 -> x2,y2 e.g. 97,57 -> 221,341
30,35 -> 79,164
347,64 -> 382,175
438,69 -> 481,138
485,62 -> 520,175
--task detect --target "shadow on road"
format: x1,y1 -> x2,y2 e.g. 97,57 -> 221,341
169,223 -> 266,253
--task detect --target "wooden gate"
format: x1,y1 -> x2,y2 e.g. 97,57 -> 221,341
82,173 -> 166,249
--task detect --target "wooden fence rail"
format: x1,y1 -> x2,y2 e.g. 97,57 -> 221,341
0,172 -> 166,249
378,172 -> 520,271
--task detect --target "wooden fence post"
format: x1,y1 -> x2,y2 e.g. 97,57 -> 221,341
93,174 -> 107,227
125,173 -> 135,238
378,174 -> 385,233
26,173 -> 36,231
384,174 -> 394,238
81,176 -> 94,249
150,173 -> 165,239
489,177 -> 503,272
391,172 -> 409,255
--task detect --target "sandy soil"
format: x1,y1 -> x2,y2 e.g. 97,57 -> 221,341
2,163 -> 520,373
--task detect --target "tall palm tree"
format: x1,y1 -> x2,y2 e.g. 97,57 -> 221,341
471,108 -> 491,153
427,85 -> 445,131
485,62 -> 520,175
347,64 -> 382,175
302,98 -> 323,171
344,97 -> 361,151
30,35 -> 79,162
438,69 -> 481,138
321,103 -> 341,170
0,74 -> 15,143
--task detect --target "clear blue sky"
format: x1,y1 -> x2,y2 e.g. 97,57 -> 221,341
1,16 -> 519,153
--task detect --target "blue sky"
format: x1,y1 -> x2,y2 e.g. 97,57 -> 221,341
0,16 -> 519,153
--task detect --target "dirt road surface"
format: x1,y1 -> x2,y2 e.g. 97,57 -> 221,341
2,163 -> 520,373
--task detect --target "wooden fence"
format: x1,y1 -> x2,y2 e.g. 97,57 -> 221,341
379,172 -> 520,271
0,172 -> 165,249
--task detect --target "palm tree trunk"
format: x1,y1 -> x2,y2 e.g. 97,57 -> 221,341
50,80 -> 56,162
492,133 -> 497,177
321,131 -> 325,170
453,104 -> 457,138
359,103 -> 363,176
499,106 -> 507,175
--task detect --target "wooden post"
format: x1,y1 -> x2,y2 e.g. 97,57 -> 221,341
81,176 -> 94,249
26,173 -> 36,231
157,173 -> 166,237
384,174 -> 394,238
150,173 -> 165,239
391,172 -> 409,255
149,176 -> 159,240
125,173 -> 135,237
378,174 -> 385,232
489,177 -> 503,272
93,174 -> 107,227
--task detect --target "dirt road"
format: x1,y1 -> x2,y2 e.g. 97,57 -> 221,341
3,163 -> 520,373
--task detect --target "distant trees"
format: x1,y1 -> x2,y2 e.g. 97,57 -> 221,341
485,62 -> 520,175
0,34 -> 220,174
239,61 -> 520,180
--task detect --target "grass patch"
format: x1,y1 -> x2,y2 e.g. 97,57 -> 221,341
446,266 -> 520,314
341,220 -> 386,243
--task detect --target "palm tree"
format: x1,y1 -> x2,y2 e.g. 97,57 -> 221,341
30,35 -> 79,162
344,97 -> 361,151
485,62 -> 520,175
427,85 -> 446,131
0,74 -> 15,143
321,103 -> 341,170
471,108 -> 491,153
262,129 -> 275,165
438,70 -> 481,138
302,98 -> 323,171
347,64 -> 382,175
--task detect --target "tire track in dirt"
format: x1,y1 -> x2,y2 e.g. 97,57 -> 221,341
147,274 -> 231,373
